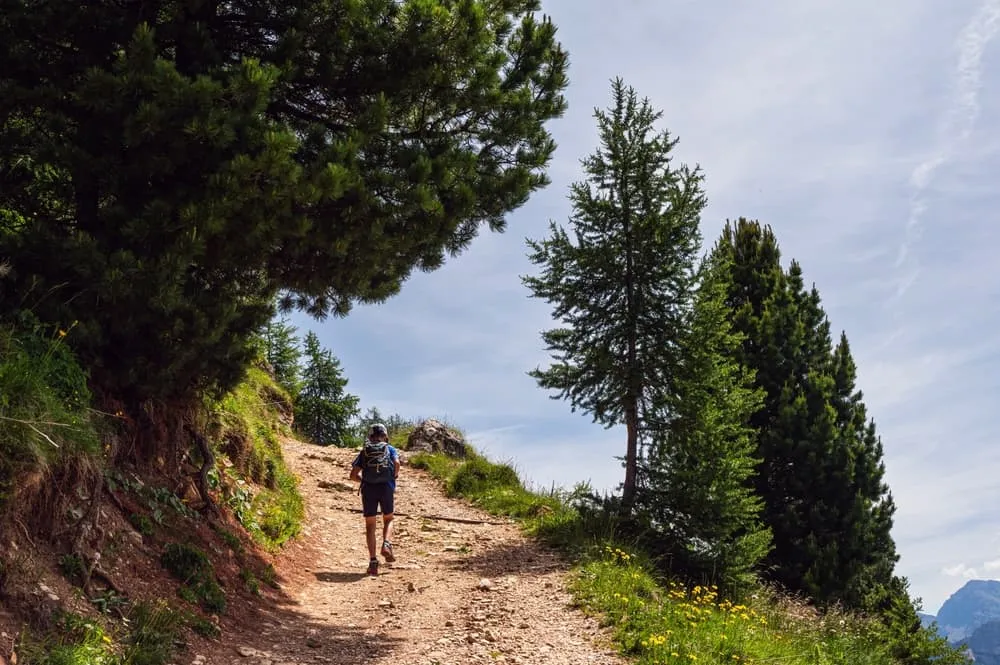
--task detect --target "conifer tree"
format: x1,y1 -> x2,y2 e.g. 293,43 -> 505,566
0,0 -> 569,415
523,78 -> 706,507
262,317 -> 303,397
711,218 -> 900,609
639,256 -> 771,588
295,332 -> 359,447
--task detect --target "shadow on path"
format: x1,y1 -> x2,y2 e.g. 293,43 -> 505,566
314,570 -> 369,584
444,539 -> 569,579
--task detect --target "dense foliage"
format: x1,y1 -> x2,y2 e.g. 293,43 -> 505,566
710,219 -> 899,611
0,0 -> 568,410
639,255 -> 771,590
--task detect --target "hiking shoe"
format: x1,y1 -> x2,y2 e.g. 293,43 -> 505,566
367,558 -> 379,576
381,541 -> 396,563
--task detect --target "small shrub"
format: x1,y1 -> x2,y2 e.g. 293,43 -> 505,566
128,513 -> 154,537
187,613 -> 221,639
213,525 -> 244,554
160,543 -> 226,615
239,568 -> 260,595
58,553 -> 85,586
259,563 -> 279,589
91,590 -> 128,616
120,600 -> 182,665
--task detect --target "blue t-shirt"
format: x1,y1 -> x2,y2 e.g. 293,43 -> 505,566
353,443 -> 398,490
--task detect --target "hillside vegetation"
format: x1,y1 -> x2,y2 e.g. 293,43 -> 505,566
0,321 -> 300,663
401,422 -> 964,665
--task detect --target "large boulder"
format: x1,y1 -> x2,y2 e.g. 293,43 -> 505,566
405,419 -> 468,458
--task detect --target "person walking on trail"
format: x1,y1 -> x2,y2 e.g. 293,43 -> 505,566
349,423 -> 400,576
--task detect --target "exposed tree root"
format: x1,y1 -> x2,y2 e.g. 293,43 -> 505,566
185,422 -> 220,518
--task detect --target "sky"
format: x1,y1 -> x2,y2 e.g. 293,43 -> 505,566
291,0 -> 1000,614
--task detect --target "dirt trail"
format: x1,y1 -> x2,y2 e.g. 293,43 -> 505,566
198,438 -> 625,665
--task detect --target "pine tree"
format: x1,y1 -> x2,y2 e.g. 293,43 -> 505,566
523,78 -> 706,507
639,256 -> 771,589
262,317 -> 302,397
0,1 -> 569,417
295,333 -> 359,447
712,218 -> 900,609
819,333 -> 899,608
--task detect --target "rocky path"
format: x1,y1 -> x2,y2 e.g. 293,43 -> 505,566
198,438 -> 625,665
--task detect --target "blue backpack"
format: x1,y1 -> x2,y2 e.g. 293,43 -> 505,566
361,441 -> 393,484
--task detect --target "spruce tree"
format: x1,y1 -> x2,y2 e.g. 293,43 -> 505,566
523,78 -> 706,507
295,333 -> 359,447
711,218 -> 900,609
262,317 -> 303,397
639,255 -> 771,589
0,0 -> 569,415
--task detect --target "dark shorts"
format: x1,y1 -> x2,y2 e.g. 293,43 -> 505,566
360,483 -> 394,517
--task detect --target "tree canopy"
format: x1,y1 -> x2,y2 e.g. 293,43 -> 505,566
0,0 -> 569,406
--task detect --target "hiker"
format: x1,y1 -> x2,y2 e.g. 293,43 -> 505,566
349,423 -> 400,576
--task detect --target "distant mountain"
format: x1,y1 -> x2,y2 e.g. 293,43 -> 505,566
919,612 -> 937,629
937,580 -> 1000,642
967,620 -> 1000,665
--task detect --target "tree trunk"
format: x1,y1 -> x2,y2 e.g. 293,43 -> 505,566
622,399 -> 639,509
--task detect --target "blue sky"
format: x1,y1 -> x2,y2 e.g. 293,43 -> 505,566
292,0 -> 1000,614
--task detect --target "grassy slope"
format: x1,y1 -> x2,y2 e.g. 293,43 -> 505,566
207,365 -> 304,551
0,322 -> 304,665
399,425 -> 930,665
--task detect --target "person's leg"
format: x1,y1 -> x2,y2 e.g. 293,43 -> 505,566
361,487 -> 379,573
365,516 -> 378,559
380,486 -> 396,562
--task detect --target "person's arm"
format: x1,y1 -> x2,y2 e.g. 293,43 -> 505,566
392,447 -> 400,479
349,454 -> 362,482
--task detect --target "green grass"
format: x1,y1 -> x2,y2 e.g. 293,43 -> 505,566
0,319 -> 101,511
573,548 -> 894,665
17,612 -> 116,665
407,447 -> 958,665
208,366 -> 304,550
17,602 -> 182,665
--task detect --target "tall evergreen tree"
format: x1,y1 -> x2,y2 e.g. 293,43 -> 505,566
295,332 -> 359,447
639,256 -> 771,589
0,1 -> 568,417
711,217 -> 899,609
262,317 -> 302,397
523,78 -> 706,507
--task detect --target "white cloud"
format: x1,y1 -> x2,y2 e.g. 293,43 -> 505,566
943,563 -> 980,579
894,0 -> 1000,301
297,0 -> 1000,616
